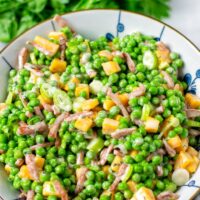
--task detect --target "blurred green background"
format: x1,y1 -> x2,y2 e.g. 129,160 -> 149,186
0,0 -> 170,43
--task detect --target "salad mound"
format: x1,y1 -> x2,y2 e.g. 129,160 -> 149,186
0,15 -> 200,200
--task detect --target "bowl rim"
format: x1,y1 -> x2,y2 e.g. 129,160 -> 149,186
0,8 -> 200,54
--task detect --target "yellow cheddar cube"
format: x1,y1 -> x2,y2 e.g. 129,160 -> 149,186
186,156 -> 199,173
130,150 -> 138,158
102,118 -> 119,134
98,50 -> 113,61
103,99 -> 115,111
115,114 -> 123,121
144,117 -> 160,133
43,181 -> 60,197
35,156 -> 45,169
48,31 -> 66,40
118,93 -> 129,106
5,164 -> 11,174
75,84 -> 90,98
82,99 -> 99,111
102,61 -> 121,75
102,165 -> 110,175
50,58 -> 67,73
75,117 -> 93,132
176,138 -> 189,152
174,151 -> 193,170
127,180 -> 137,193
187,146 -> 199,157
167,135 -> 182,149
19,165 -> 33,180
185,93 -> 200,109
111,156 -> 123,172
134,187 -> 156,200
38,95 -> 52,105
34,36 -> 59,56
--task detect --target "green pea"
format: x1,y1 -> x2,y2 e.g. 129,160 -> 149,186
156,180 -> 165,190
132,173 -> 141,183
152,155 -> 162,165
47,196 -> 57,200
114,192 -> 123,200
36,135 -> 45,144
85,185 -> 96,195
102,181 -> 110,190
36,147 -> 46,157
40,172 -> 50,182
67,154 -> 76,164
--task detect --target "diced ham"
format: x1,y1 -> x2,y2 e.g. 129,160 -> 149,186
111,127 -> 136,139
189,129 -> 200,136
26,111 -> 33,118
156,165 -> 163,177
55,138 -> 61,148
0,150 -> 4,154
75,167 -> 88,193
161,71 -> 174,89
19,92 -> 28,107
53,15 -> 69,28
65,111 -> 93,122
25,154 -> 40,181
99,145 -> 114,165
52,105 -> 61,115
24,63 -> 44,77
59,36 -> 66,61
18,47 -> 29,70
86,69 -> 97,78
156,105 -> 164,114
30,142 -> 53,150
15,158 -> 24,167
49,112 -> 69,138
107,88 -> 129,117
110,163 -> 128,191
163,139 -> 176,157
156,191 -> 179,200
129,84 -> 146,99
54,180 -> 69,200
113,149 -> 123,157
123,52 -> 136,72
26,190 -> 35,200
17,121 -> 48,135
111,51 -> 124,58
185,109 -> 200,118
76,151 -> 84,165
34,106 -> 44,119
133,119 -> 144,126
146,148 -> 166,161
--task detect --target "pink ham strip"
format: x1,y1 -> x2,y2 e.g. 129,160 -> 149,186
189,129 -> 200,136
163,140 -> 176,157
15,158 -> 24,167
111,51 -> 124,58
98,145 -> 114,165
30,142 -> 53,150
24,63 -> 44,77
107,88 -> 129,117
161,71 -> 174,89
17,121 -> 48,135
25,154 -> 40,181
65,111 -> 93,122
110,163 -> 128,191
146,148 -> 166,161
53,15 -> 75,33
19,92 -> 28,107
123,52 -> 136,72
156,105 -> 164,114
128,84 -> 146,99
185,109 -> 200,118
53,15 -> 69,28
18,47 -> 29,70
111,127 -> 136,139
75,167 -> 88,194
113,149 -> 123,157
59,36 -> 66,61
34,106 -> 44,119
156,166 -> 163,177
26,190 -> 35,200
49,112 -> 69,138
54,180 -> 69,200
76,151 -> 84,165
157,191 -> 179,200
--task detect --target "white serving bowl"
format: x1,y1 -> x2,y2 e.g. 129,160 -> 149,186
0,9 -> 200,200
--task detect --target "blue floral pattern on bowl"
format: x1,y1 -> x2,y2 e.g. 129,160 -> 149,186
184,69 -> 200,94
